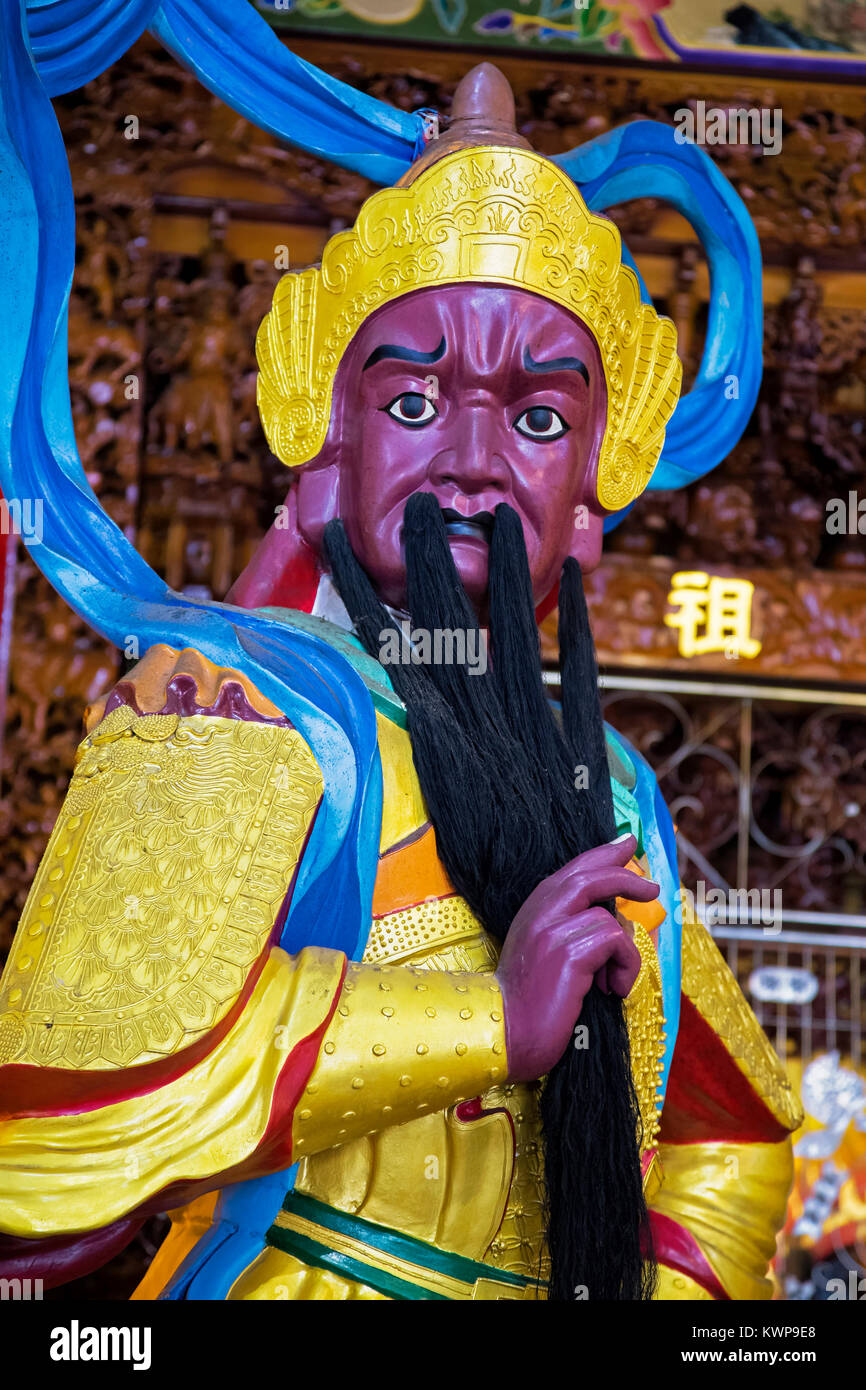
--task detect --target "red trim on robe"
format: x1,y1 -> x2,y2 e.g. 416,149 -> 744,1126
0,943 -> 275,1119
660,994 -> 790,1146
122,954 -> 349,1221
0,1217 -> 145,1292
649,1210 -> 730,1301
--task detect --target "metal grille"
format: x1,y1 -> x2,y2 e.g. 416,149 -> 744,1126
545,668 -> 866,1069
711,924 -> 864,1067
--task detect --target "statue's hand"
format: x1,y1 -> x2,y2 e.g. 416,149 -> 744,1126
495,834 -> 659,1083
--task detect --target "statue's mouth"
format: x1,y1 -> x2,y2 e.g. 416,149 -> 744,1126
441,508 -> 495,545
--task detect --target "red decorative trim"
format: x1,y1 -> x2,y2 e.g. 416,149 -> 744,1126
0,938 -> 274,1118
660,995 -> 790,1145
0,1216 -> 144,1291
254,952 -> 349,1169
650,1211 -> 729,1300
122,955 -> 350,1220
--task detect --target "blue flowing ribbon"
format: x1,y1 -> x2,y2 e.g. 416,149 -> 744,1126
557,122 -> 763,526
151,0 -> 419,183
24,0 -> 162,94
26,0 -> 421,181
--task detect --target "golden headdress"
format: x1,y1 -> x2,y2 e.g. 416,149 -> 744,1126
256,65 -> 681,512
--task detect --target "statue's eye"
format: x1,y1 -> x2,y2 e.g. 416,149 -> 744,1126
514,406 -> 570,441
384,393 -> 437,428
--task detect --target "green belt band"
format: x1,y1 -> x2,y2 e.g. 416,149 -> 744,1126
265,1191 -> 542,1301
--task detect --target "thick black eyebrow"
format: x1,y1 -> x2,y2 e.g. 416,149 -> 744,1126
362,335 -> 447,371
523,346 -> 589,386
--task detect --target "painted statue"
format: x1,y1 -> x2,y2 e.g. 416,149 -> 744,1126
0,58 -> 802,1301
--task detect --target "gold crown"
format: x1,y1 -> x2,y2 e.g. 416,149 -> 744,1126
256,145 -> 681,511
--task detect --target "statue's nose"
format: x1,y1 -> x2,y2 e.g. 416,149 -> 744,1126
428,409 -> 510,493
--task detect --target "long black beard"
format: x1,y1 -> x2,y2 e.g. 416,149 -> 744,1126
324,493 -> 655,1301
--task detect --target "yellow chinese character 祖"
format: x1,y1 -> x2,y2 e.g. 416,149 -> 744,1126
664,571 -> 761,660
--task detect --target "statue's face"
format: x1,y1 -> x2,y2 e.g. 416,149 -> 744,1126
298,284 -> 608,611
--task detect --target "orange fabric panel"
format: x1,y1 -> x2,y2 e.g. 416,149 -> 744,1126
372,824 -> 454,916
